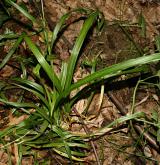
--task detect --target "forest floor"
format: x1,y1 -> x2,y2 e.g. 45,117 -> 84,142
1,0 -> 160,164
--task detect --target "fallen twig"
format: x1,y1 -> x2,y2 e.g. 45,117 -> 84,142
72,107 -> 101,165
107,91 -> 160,152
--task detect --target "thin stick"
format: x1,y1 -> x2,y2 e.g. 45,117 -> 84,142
107,91 -> 160,152
72,107 -> 101,165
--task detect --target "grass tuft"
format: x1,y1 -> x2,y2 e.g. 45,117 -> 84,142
0,1 -> 160,163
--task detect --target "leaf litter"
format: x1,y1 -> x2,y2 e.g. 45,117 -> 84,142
1,0 -> 160,164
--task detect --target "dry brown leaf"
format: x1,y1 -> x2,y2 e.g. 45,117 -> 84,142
13,143 -> 19,164
0,150 -> 8,164
0,65 -> 15,78
8,115 -> 28,126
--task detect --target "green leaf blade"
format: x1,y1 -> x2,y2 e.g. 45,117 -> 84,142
0,34 -> 24,69
24,35 -> 62,93
6,0 -> 36,23
64,11 -> 100,91
68,53 -> 160,94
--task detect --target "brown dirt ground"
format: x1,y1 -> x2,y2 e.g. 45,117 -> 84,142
1,0 -> 160,164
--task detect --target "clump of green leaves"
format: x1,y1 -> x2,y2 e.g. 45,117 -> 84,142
0,0 -> 160,163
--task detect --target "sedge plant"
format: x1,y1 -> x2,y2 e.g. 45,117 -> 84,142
0,0 -> 160,162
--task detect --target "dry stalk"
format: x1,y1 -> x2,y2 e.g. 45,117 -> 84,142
72,107 -> 101,165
